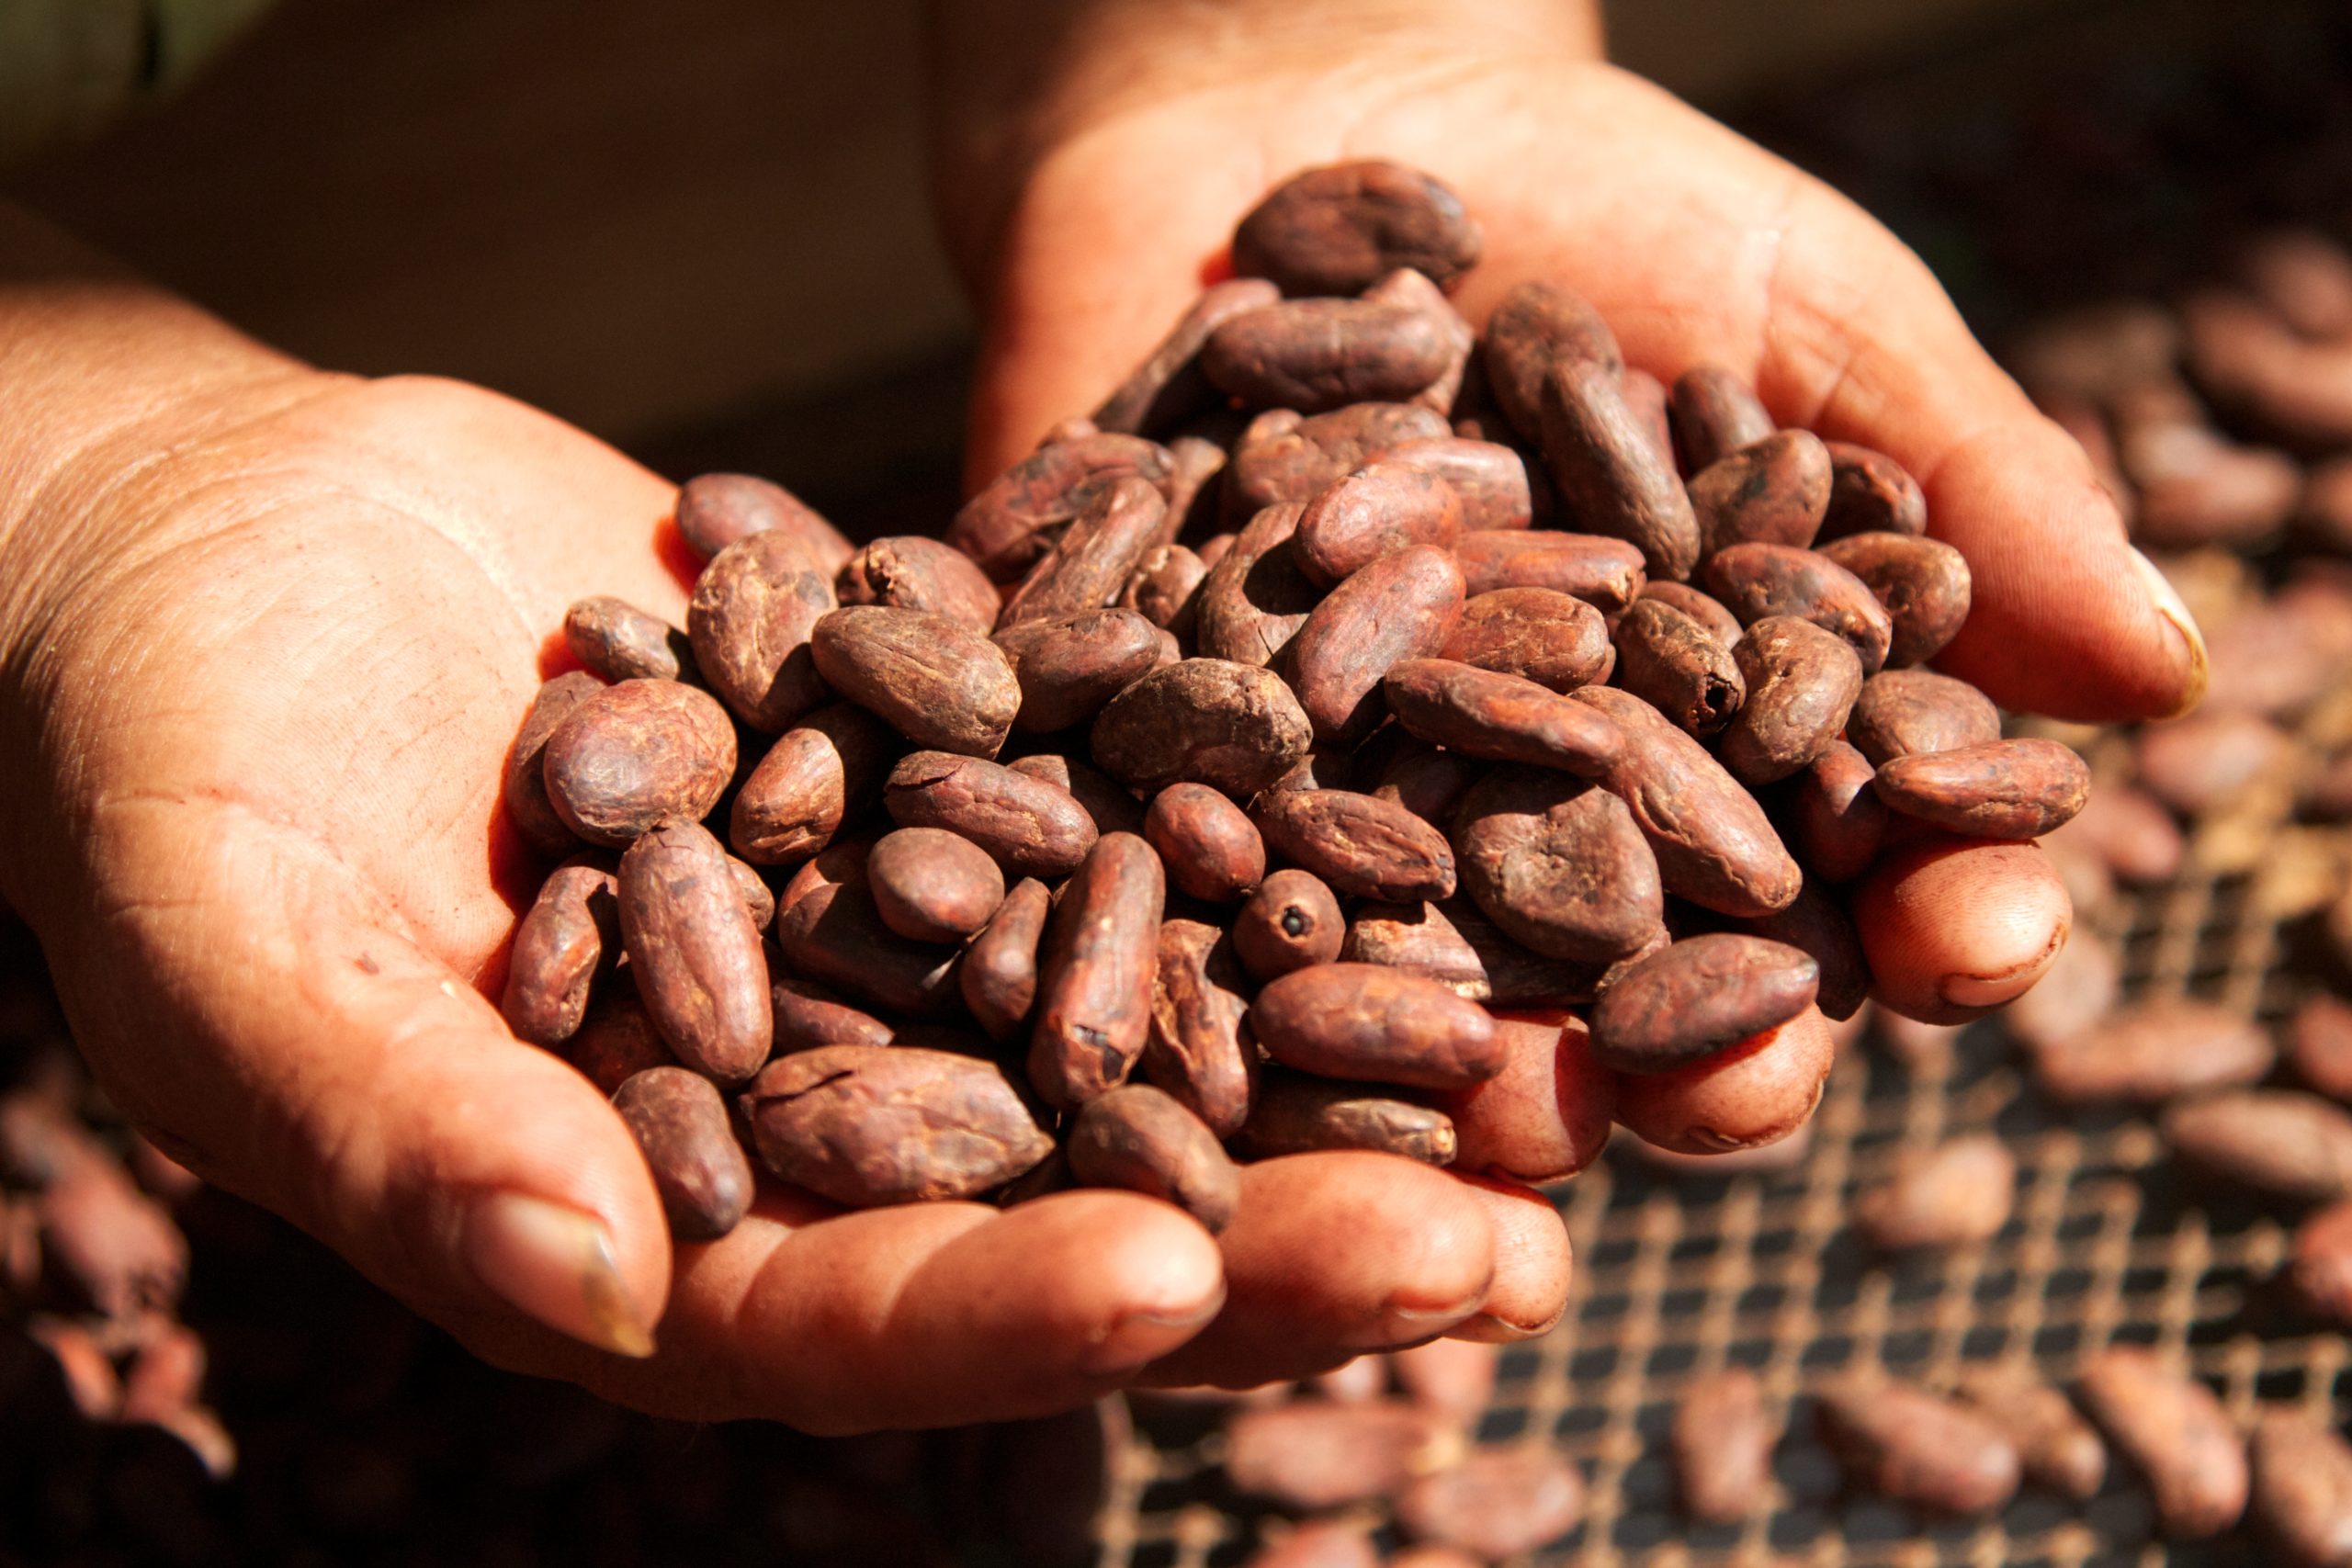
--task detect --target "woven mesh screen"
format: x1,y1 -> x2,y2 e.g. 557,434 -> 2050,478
1092,828 -> 2341,1565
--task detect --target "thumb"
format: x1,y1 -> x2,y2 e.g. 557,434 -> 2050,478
45,799 -> 671,1359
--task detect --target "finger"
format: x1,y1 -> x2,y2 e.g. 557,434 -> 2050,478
1612,1005 -> 1835,1155
1444,1174 -> 1571,1342
528,1186 -> 1226,1432
54,802 -> 673,1359
1852,837 -> 2073,1025
1134,1151 -> 1498,1390
1441,1010 -> 1616,1184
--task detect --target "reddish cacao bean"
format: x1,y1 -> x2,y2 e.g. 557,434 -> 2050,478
1453,528 -> 1647,612
998,476 -> 1170,629
1453,765 -> 1663,963
1608,599 -> 1744,738
1382,658 -> 1625,775
1382,437 -> 1535,531
769,976 -> 894,1053
1957,1367 -> 2108,1502
1668,366 -> 1775,475
1847,668 -> 2001,765
1816,532 -> 1973,667
1673,1367 -> 1777,1524
1294,464 -> 1464,587
2162,1090 -> 2352,1202
1202,300 -> 1453,412
1227,403 -> 1453,518
1688,431 -> 1832,556
1717,615 -> 1863,785
1094,277 -> 1283,434
729,703 -> 897,865
1787,739 -> 1887,884
1231,868 -> 1347,981
1440,587 -> 1611,692
993,607 -> 1163,733
1815,1379 -> 2020,1515
502,858 -> 618,1046
945,433 -> 1174,582
2077,1347 -> 2247,1539
1816,442 -> 1928,541
1853,1134 -> 2016,1249
1589,934 -> 1818,1072
673,473 -> 852,569
2029,998 -> 2274,1105
1871,738 -> 2092,839
1391,1446 -> 1585,1558
1482,280 -> 1623,442
1236,1072 -> 1459,1164
686,529 -> 837,732
503,671 -> 604,854
866,826 -> 1006,943
1540,359 -> 1702,581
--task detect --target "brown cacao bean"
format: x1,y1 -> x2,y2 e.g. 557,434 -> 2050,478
2162,1090 -> 2352,1201
563,983 -> 675,1093
1717,615 -> 1863,785
1640,580 -> 1747,648
1251,787 -> 1456,902
1094,277 -> 1283,434
997,476 -> 1170,629
1672,1367 -> 1777,1524
1816,442 -> 1928,542
955,876 -> 1050,1044
1453,765 -> 1662,963
2247,1410 -> 2352,1568
809,606 -> 1021,758
1250,964 -> 1503,1089
1227,403 -> 1453,518
1816,531 -> 1973,667
1787,739 -> 1887,884
1027,833 -> 1166,1109
1231,160 -> 1483,296
1145,919 -> 1257,1138
729,702 -> 897,865
1238,1071 -> 1457,1164
945,433 -> 1174,582
1391,1446 -> 1585,1558
1231,868 -> 1347,981
504,671 -> 604,854
685,530 -> 836,732
1853,1134 -> 2016,1250
1453,528 -> 1646,612
1702,543 -> 1894,673
1224,1397 -> 1465,1509
1381,437 -> 1535,531
1815,1378 -> 2020,1515
834,536 -> 1001,632
1608,598 -> 1744,738
1383,658 -> 1625,775
1289,546 -> 1466,744
1871,738 -> 2091,838
769,975 -> 894,1054
1847,668 -> 2002,764
866,826 -> 1006,943
564,597 -> 695,684
1482,280 -> 1623,442
616,820 -> 773,1082
674,472 -> 852,570
1572,685 -> 1802,917
741,1045 -> 1053,1206
1668,366 -> 1775,475
1294,464 -> 1464,587
2029,998 -> 2274,1105
992,607 -> 1163,733
543,678 -> 737,848
1957,1367 -> 2108,1502
1540,359 -> 1702,581
1144,784 -> 1266,903
1202,300 -> 1453,412
1688,431 -> 1832,556
1067,1084 -> 1239,1233
1440,587 -> 1611,692
612,1066 -> 753,1242
1589,934 -> 1817,1073
2077,1346 -> 2247,1539
1091,658 -> 1313,797
502,858 -> 618,1046
885,750 -> 1098,878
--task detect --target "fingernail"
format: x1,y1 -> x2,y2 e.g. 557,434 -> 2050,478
1447,1308 -> 1563,1344
1939,923 -> 2069,1010
463,1191 -> 655,1359
2126,546 -> 2209,718
1346,1290 -> 1490,1350
1080,1283 -> 1227,1375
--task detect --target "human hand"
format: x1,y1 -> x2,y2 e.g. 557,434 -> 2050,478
0,346 -> 1308,1428
941,6 -> 2200,1041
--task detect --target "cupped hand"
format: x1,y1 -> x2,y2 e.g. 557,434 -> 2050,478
966,51 -> 2197,1043
0,371 -> 1282,1430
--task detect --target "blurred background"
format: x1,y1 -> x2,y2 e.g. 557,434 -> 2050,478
8,1 -> 2352,1565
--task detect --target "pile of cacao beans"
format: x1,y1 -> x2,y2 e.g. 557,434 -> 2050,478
501,159 -> 2089,1248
